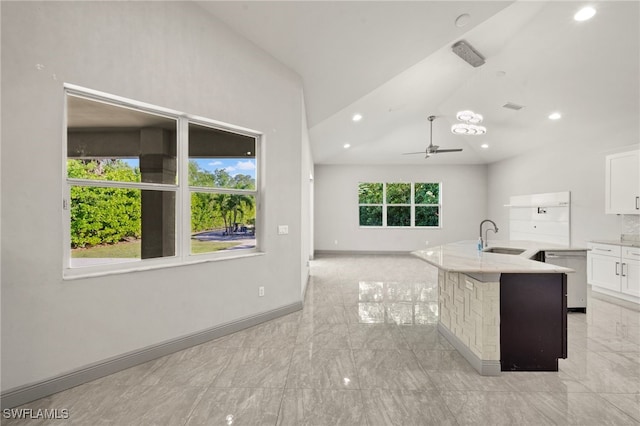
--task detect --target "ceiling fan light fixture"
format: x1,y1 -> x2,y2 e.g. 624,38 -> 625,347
451,123 -> 486,135
452,110 -> 487,135
456,110 -> 475,122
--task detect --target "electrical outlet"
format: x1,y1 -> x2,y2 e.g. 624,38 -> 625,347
278,225 -> 289,235
259,286 -> 265,297
334,240 -> 338,245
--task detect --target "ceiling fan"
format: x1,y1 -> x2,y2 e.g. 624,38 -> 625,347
403,115 -> 463,158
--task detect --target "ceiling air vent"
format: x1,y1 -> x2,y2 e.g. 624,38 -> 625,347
452,40 -> 485,67
502,102 -> 524,111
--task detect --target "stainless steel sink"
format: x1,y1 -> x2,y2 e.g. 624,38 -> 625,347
483,247 -> 526,255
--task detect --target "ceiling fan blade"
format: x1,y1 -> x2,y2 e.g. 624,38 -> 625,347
435,148 -> 463,153
402,116 -> 463,159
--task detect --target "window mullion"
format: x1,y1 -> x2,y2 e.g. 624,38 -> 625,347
188,186 -> 257,195
62,94 -> 71,271
179,117 -> 190,261
66,179 -> 178,192
382,183 -> 387,227
411,182 -> 415,227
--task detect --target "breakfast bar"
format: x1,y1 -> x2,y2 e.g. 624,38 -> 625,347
412,241 -> 574,376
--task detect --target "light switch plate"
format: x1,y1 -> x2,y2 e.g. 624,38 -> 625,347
278,225 -> 289,235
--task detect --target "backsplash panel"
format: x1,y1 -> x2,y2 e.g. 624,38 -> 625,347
508,191 -> 570,245
622,215 -> 640,242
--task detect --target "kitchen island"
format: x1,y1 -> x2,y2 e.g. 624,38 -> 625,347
412,240 -> 575,376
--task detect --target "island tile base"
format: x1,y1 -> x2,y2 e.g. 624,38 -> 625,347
438,270 -> 501,376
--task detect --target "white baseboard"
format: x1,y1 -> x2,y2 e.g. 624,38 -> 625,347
591,286 -> 640,311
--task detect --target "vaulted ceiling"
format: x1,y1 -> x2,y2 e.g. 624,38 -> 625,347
199,1 -> 639,165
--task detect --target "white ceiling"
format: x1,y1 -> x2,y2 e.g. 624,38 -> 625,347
198,1 -> 639,165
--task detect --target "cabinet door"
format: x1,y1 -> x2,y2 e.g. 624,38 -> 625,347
606,150 -> 640,214
621,258 -> 640,297
588,253 -> 621,291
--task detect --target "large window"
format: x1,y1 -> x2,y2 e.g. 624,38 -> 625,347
358,182 -> 441,227
188,123 -> 257,255
64,86 -> 260,276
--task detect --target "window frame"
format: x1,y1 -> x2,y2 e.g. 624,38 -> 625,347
185,117 -> 260,258
357,181 -> 442,229
62,84 -> 263,279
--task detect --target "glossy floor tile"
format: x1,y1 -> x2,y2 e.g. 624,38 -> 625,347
5,254 -> 640,425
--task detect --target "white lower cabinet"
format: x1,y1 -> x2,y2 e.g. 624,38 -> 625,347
622,247 -> 640,297
589,251 -> 621,291
588,242 -> 640,303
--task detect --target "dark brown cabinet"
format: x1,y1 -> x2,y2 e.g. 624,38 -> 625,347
500,273 -> 567,371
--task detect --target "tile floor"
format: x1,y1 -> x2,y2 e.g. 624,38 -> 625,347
5,254 -> 640,425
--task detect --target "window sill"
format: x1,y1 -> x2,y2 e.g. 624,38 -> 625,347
63,250 -> 265,281
358,226 -> 442,229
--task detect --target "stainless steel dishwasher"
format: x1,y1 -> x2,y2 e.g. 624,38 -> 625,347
544,250 -> 587,312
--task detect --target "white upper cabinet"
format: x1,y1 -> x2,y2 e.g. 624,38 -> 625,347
606,150 -> 640,214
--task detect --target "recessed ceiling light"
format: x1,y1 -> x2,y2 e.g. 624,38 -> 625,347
343,143 -> 351,149
481,144 -> 489,149
352,113 -> 363,122
455,13 -> 471,28
574,6 -> 596,22
548,112 -> 562,120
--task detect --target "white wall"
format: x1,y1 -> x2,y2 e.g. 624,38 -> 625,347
1,1 -> 307,391
488,122 -> 639,247
314,164 -> 488,252
300,98 -> 313,296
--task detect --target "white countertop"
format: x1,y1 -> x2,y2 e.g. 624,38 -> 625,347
412,240 -> 577,274
591,239 -> 640,248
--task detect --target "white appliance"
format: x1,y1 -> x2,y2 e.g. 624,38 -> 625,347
544,250 -> 587,312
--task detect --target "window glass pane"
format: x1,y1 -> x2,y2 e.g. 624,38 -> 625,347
67,95 -> 177,184
415,206 -> 440,227
386,183 -> 410,204
415,183 -> 439,204
67,159 -> 141,182
358,183 -> 383,204
387,206 -> 411,226
191,193 -> 256,254
359,206 -> 383,226
69,187 -> 176,266
189,123 -> 256,190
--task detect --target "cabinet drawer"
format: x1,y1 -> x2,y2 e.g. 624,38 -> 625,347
588,243 -> 621,257
622,246 -> 640,260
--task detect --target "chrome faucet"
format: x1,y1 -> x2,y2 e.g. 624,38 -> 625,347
479,219 -> 499,249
